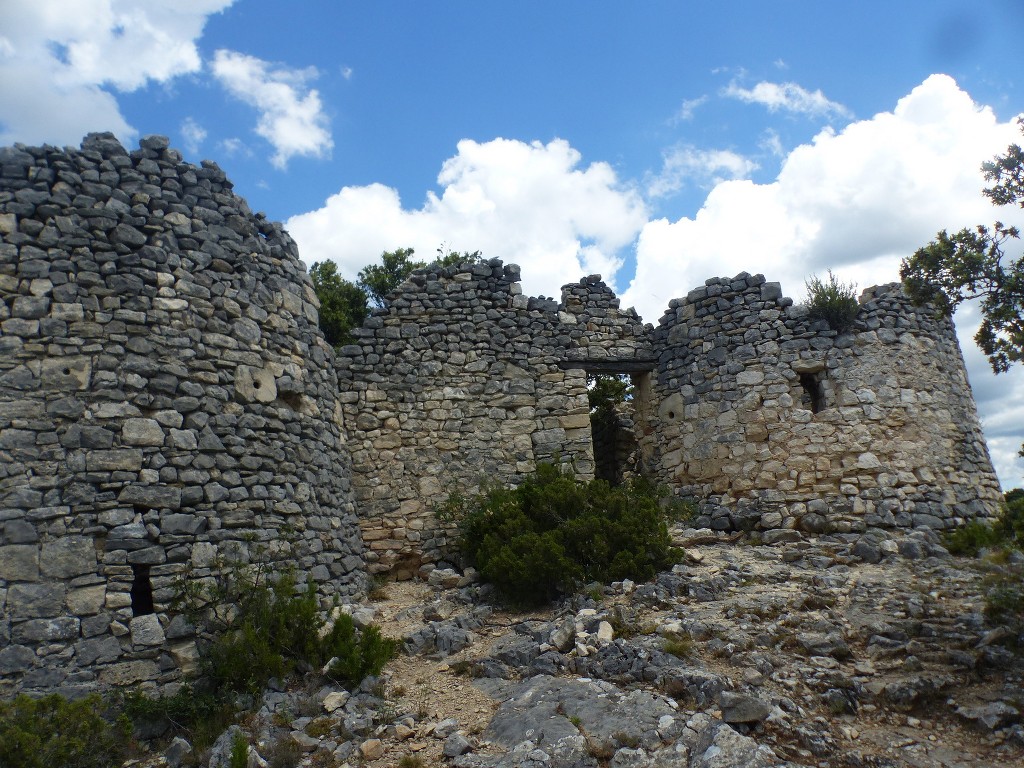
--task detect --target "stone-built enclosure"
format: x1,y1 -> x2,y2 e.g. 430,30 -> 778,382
0,135 -> 1004,696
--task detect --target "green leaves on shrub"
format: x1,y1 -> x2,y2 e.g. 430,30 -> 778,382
442,463 -> 683,605
129,566 -> 397,740
943,489 -> 1024,641
805,270 -> 859,333
0,694 -> 130,768
323,613 -> 399,688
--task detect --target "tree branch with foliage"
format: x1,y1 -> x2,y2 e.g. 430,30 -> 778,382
900,119 -> 1024,457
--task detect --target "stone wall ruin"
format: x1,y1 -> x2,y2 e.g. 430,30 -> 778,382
0,134 -> 364,697
0,134 -> 1005,696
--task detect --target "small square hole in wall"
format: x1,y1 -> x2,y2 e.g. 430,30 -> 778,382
130,563 -> 155,616
799,372 -> 826,414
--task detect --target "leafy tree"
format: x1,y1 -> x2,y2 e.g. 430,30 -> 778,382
357,247 -> 427,307
901,120 -> 1024,456
309,260 -> 368,347
357,246 -> 485,308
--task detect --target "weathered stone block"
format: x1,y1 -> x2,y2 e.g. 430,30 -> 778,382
0,544 -> 39,581
66,585 -> 107,616
129,614 -> 165,647
98,660 -> 160,686
75,635 -> 123,665
119,484 -> 182,510
7,583 -> 65,618
122,418 -> 165,447
39,537 -> 95,579
12,616 -> 80,643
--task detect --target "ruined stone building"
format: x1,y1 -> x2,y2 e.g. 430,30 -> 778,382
0,136 -> 1004,696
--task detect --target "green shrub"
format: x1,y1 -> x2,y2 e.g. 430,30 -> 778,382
805,270 -> 859,332
322,613 -> 399,688
441,463 -> 682,605
121,684 -> 230,747
944,488 -> 1024,556
942,490 -> 1024,641
127,565 -> 397,740
0,693 -> 130,768
944,520 -> 1003,556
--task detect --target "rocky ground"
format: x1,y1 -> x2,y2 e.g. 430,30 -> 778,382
143,526 -> 1024,768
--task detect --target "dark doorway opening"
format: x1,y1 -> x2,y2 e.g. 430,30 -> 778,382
587,370 -> 651,485
130,564 -> 155,616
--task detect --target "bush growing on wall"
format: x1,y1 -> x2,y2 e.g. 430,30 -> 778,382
439,463 -> 684,605
805,270 -> 860,332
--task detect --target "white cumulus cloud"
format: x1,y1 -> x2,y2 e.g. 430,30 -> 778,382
622,74 -> 1024,486
723,79 -> 852,120
211,50 -> 333,169
286,137 -> 648,298
0,0 -> 234,145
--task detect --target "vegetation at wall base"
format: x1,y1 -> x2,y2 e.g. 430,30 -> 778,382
126,563 -> 397,746
439,462 -> 685,606
944,489 -> 1024,644
0,693 -> 131,768
804,270 -> 860,333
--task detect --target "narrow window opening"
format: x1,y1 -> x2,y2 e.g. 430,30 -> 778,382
799,372 -> 826,414
130,564 -> 155,616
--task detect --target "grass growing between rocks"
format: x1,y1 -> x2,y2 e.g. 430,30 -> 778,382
438,462 -> 685,606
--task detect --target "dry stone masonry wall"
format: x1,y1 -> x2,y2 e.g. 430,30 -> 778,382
0,134 -> 364,697
647,273 -> 1003,533
0,135 -> 1006,697
337,268 -> 654,577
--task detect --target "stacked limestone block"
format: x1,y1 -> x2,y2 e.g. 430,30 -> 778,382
0,134 -> 364,696
647,273 -> 1003,532
338,267 -> 654,577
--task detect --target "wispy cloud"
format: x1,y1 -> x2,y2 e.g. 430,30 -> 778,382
671,96 -> 707,124
180,116 -> 206,154
646,146 -> 758,198
723,79 -> 852,119
211,49 -> 332,169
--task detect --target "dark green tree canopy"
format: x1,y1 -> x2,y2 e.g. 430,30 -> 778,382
357,247 -> 426,308
309,260 -> 368,348
356,246 -> 485,308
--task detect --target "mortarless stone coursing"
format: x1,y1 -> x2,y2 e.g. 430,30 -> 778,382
0,134 -> 364,697
343,269 -> 1003,570
0,135 -> 1005,697
337,267 -> 654,577
645,274 -> 1003,533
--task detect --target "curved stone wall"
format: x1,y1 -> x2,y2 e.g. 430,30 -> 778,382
647,273 -> 1003,532
0,134 -> 364,696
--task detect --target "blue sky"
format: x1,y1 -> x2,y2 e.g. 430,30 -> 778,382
3,0 -> 1023,486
